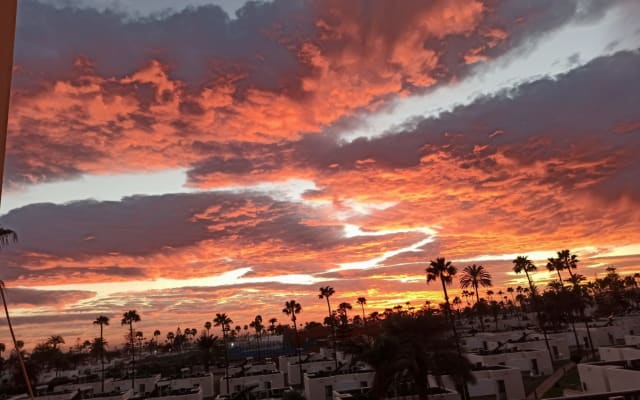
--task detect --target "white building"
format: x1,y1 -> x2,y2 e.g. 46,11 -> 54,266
466,348 -> 553,376
304,370 -> 374,400
288,359 -> 336,385
218,370 -> 286,397
430,365 -> 526,400
333,387 -> 460,400
158,372 -> 214,399
578,360 -> 640,393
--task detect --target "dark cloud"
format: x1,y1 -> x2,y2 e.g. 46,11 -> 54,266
0,287 -> 96,307
193,50 -> 640,203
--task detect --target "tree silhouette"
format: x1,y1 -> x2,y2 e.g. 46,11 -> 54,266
121,310 -> 141,388
283,300 -> 304,388
214,313 -> 233,395
357,297 -> 367,323
426,257 -> 468,399
0,227 -> 33,399
318,286 -> 339,369
93,316 -> 109,392
512,256 -> 554,361
459,264 -> 492,330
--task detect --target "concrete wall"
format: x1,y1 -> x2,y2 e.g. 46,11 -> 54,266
466,349 -> 553,375
219,372 -> 285,396
578,363 -> 640,394
432,367 -> 525,400
288,360 -> 335,385
111,375 -> 161,394
304,372 -> 374,400
166,374 -> 214,398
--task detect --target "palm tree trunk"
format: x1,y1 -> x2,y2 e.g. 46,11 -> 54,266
0,283 -> 34,400
326,298 -> 338,370
129,323 -> 136,390
440,276 -> 469,400
474,283 -> 485,331
223,329 -> 230,395
100,324 -> 105,393
524,271 -> 554,363
292,316 -> 304,388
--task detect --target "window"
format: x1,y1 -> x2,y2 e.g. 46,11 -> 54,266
324,385 -> 333,400
360,381 -> 368,388
264,381 -> 271,389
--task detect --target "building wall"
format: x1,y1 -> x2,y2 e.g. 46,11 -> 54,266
466,350 -> 553,375
219,372 -> 285,396
288,360 -> 335,385
578,364 -> 610,393
111,375 -> 161,394
432,367 -> 525,400
168,374 -> 214,398
304,372 -> 374,400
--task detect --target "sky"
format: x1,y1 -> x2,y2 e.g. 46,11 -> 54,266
1,0 -> 640,348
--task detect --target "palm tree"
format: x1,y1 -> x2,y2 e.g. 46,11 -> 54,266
512,256 -> 554,360
459,264 -> 492,330
268,318 -> 278,335
93,316 -> 109,392
121,310 -> 141,388
214,313 -> 233,395
153,330 -> 161,347
546,256 -> 566,288
425,256 -> 468,398
250,315 -> 264,357
0,342 -> 5,358
356,297 -> 367,323
204,321 -> 212,336
356,313 -> 475,400
0,227 -> 34,400
338,302 -> 352,326
318,286 -> 338,369
282,300 -> 304,387
556,250 -> 594,357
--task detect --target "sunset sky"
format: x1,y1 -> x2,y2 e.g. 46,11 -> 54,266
1,0 -> 640,347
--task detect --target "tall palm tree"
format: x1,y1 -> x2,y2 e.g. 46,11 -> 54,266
204,321 -> 212,336
268,318 -> 278,335
426,256 -> 468,399
338,302 -> 352,325
356,297 -> 367,323
459,264 -> 492,330
282,300 -> 304,387
93,316 -> 109,392
121,310 -> 141,389
318,286 -> 338,369
556,250 -> 594,357
214,313 -> 233,395
250,315 -> 264,357
546,256 -> 565,288
512,256 -> 554,360
153,330 -> 161,346
0,227 -> 33,400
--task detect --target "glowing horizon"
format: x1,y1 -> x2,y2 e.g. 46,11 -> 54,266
1,0 -> 639,347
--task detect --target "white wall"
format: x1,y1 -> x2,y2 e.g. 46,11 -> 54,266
288,360 -> 335,385
466,349 -> 552,375
219,372 -> 285,396
167,374 -> 214,398
304,372 -> 374,400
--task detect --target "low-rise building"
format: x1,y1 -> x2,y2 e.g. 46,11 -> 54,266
218,370 -> 286,397
429,365 -> 525,400
466,348 -> 553,376
287,358 -> 336,386
304,370 -> 374,400
577,359 -> 640,394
